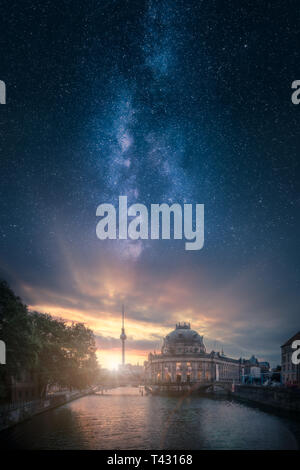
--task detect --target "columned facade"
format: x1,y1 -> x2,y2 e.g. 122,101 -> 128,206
144,323 -> 241,386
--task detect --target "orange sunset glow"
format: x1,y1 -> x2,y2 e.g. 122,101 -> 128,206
9,230 -> 279,369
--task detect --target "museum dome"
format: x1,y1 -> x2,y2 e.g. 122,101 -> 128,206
161,322 -> 206,355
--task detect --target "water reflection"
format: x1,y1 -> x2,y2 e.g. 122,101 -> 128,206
0,387 -> 299,450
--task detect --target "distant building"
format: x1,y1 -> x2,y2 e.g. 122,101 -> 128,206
118,363 -> 144,386
270,365 -> 281,383
144,322 -> 241,386
240,356 -> 270,384
281,331 -> 300,387
119,363 -> 144,376
258,361 -> 271,373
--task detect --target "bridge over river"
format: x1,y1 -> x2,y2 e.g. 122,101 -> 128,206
146,380 -> 235,396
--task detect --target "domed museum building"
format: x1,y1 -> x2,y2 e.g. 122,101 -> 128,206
144,323 -> 241,389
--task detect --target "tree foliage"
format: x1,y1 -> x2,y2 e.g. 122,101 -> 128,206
0,280 -> 99,400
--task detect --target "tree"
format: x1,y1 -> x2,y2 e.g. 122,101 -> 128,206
0,281 -> 35,399
0,280 -> 100,401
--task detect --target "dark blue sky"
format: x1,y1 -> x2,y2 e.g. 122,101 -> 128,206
0,0 -> 299,366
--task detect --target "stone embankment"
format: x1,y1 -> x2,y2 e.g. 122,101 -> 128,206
0,388 -> 95,432
232,384 -> 300,413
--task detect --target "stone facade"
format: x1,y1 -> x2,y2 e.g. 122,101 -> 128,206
144,323 -> 241,385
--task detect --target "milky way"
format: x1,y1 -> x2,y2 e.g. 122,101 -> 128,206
0,0 -> 299,366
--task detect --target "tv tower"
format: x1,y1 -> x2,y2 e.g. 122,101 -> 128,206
120,304 -> 127,366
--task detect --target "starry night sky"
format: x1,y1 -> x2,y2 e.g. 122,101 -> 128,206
0,0 -> 299,367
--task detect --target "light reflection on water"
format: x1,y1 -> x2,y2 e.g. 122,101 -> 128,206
0,387 -> 299,450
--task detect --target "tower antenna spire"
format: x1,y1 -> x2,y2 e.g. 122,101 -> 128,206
120,304 -> 127,366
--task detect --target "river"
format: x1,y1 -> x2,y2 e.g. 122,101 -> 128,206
0,387 -> 299,450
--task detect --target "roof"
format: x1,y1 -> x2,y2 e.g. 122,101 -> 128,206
164,324 -> 204,346
281,331 -> 300,348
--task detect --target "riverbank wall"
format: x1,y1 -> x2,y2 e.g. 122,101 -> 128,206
146,383 -> 300,414
232,384 -> 300,413
0,389 -> 93,432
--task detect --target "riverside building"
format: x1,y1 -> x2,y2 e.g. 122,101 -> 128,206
144,322 -> 241,391
281,331 -> 300,387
